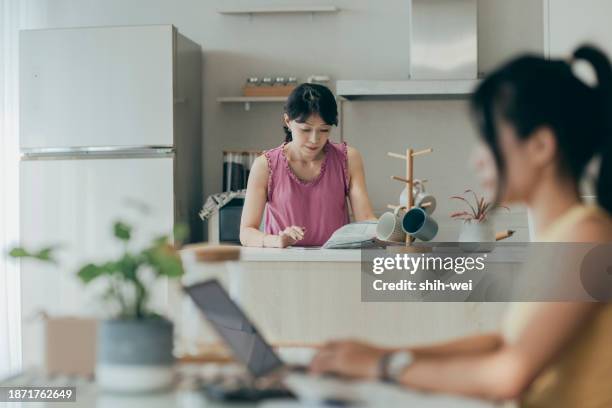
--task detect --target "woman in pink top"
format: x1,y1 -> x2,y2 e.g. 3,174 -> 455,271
240,84 -> 376,247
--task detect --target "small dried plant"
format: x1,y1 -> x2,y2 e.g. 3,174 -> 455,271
450,189 -> 508,223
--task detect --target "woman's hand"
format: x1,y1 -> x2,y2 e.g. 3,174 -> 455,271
309,340 -> 388,380
277,226 -> 305,248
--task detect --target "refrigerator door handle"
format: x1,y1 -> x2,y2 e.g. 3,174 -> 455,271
20,145 -> 175,160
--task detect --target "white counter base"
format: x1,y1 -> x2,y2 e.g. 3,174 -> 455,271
177,247 -> 520,349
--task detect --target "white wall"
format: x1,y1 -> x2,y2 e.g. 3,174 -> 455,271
545,0 -> 612,202
20,0 -> 546,240
546,0 -> 612,57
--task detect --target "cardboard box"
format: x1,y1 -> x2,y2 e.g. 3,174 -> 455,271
243,85 -> 295,97
45,317 -> 97,378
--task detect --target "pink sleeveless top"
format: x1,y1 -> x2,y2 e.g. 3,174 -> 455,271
264,141 -> 350,246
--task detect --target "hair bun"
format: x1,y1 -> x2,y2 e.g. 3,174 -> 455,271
573,45 -> 612,93
302,85 -> 319,102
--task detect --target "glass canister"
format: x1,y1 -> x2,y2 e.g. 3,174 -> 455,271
222,151 -> 261,192
223,151 -> 245,192
261,77 -> 273,87
245,77 -> 260,87
176,245 -> 242,357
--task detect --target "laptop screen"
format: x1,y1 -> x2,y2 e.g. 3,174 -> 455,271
183,279 -> 284,377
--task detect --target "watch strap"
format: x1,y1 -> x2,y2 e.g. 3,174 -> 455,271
378,352 -> 394,383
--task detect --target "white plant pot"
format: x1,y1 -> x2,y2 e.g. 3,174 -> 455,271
458,220 -> 495,252
96,319 -> 175,393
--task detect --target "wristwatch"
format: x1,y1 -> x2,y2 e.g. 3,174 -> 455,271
379,351 -> 414,383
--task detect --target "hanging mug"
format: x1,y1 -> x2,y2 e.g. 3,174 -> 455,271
399,180 -> 437,215
376,206 -> 407,242
402,207 -> 438,241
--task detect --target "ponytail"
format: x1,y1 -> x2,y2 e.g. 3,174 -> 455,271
573,45 -> 612,214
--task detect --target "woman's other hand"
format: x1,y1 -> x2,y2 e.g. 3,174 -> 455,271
309,340 -> 388,380
277,226 -> 305,247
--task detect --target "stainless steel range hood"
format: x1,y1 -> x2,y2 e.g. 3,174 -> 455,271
337,0 -> 479,100
410,0 -> 478,80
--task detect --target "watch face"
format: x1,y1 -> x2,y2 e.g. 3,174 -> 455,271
388,351 -> 414,379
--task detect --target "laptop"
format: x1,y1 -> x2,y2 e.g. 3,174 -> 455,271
183,279 -> 360,404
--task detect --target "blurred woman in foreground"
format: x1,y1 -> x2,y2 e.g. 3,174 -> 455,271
310,45 -> 612,407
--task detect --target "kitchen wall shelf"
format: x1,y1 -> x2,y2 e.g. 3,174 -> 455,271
217,96 -> 286,111
217,94 -> 345,139
218,6 -> 339,15
336,79 -> 481,100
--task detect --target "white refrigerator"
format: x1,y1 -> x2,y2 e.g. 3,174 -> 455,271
18,25 -> 202,367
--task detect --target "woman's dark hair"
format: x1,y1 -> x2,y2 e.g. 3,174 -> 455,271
283,83 -> 338,142
471,44 -> 612,214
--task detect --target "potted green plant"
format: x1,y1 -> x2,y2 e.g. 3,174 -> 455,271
10,219 -> 187,393
451,189 -> 508,251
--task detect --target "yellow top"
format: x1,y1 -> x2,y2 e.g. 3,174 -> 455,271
537,205 -> 611,242
503,205 -> 612,408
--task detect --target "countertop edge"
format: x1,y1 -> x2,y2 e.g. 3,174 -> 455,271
181,246 -> 529,263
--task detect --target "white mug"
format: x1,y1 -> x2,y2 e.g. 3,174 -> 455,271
399,180 -> 437,215
414,191 -> 437,215
376,206 -> 407,242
